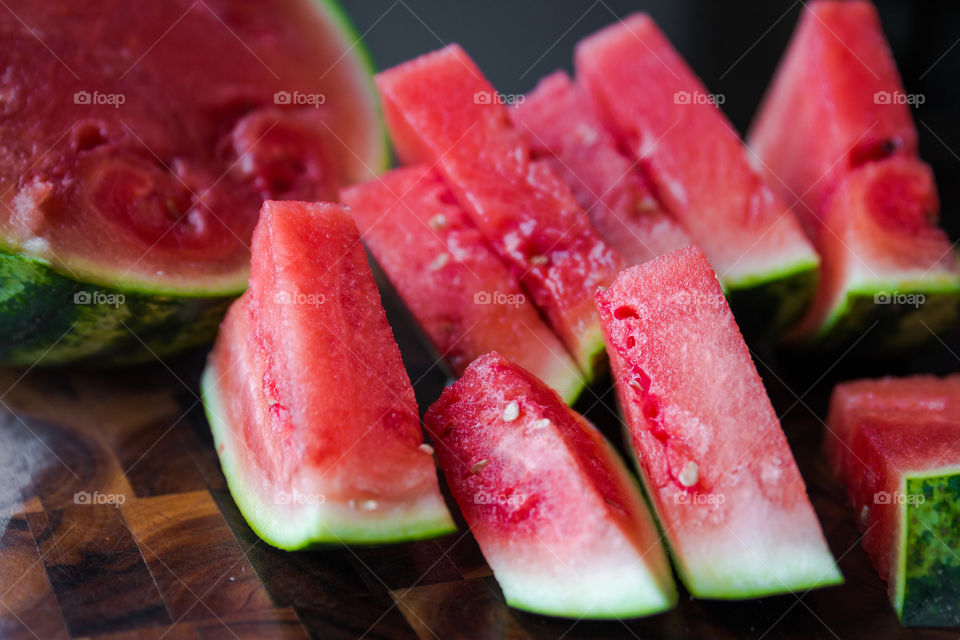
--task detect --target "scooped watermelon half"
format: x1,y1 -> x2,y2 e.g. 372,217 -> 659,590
375,45 -> 624,382
424,352 -> 676,619
0,0 -> 387,366
575,14 -> 820,334
202,200 -> 454,549
597,246 -> 842,598
825,376 -> 960,626
510,71 -> 691,266
340,165 -> 586,404
748,0 -> 960,348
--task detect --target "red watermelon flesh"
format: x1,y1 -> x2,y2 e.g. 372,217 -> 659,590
748,0 -> 919,231
596,245 -> 841,597
340,166 -> 585,403
375,45 -> 624,380
828,407 -> 960,626
575,14 -> 818,305
510,71 -> 690,266
424,352 -> 676,618
202,200 -> 454,549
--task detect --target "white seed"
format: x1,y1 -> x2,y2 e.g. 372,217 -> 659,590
358,499 -> 379,511
428,213 -> 447,229
678,461 -> 699,488
531,418 -> 551,430
428,253 -> 450,271
529,254 -> 549,266
637,196 -> 658,212
502,401 -> 520,422
419,443 -> 435,455
470,459 -> 490,474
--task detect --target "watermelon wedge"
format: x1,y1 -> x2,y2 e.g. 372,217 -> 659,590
825,379 -> 960,626
747,0 -> 960,346
510,71 -> 691,266
424,352 -> 676,619
575,14 -> 819,331
375,45 -> 624,380
340,166 -> 585,404
202,200 -> 454,549
596,245 -> 842,598
0,0 -> 386,365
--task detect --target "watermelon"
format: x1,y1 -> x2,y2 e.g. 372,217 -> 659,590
510,71 -> 691,266
747,0 -> 960,346
424,352 -> 676,618
0,0 -> 386,365
375,45 -> 624,381
825,379 -> 960,626
340,166 -> 585,404
201,200 -> 454,549
575,14 -> 819,331
596,245 -> 842,597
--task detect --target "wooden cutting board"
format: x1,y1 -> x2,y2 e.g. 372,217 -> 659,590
1,302 -> 958,639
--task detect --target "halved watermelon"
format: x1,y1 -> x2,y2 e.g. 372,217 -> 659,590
424,352 -> 676,618
825,380 -> 960,626
510,71 -> 691,266
575,14 -> 819,332
747,0 -> 960,346
340,166 -> 585,403
375,45 -> 624,381
596,245 -> 842,598
201,200 -> 454,549
0,0 -> 386,365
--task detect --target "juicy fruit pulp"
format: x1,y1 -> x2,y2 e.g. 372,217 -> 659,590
375,45 -> 624,380
747,0 -> 960,345
825,379 -> 960,626
510,71 -> 691,266
0,0 -> 385,364
424,352 -> 676,619
202,201 -> 454,549
340,166 -> 585,404
597,246 -> 841,598
575,13 -> 819,331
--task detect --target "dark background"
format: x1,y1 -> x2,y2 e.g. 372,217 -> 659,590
340,0 -> 960,242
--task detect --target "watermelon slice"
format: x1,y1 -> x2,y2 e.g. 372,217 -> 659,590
596,245 -> 842,597
340,166 -> 585,404
0,0 -> 386,365
575,14 -> 819,331
375,45 -> 624,380
510,71 -> 691,266
423,352 -> 676,618
747,0 -> 960,346
825,379 -> 960,626
202,200 -> 454,549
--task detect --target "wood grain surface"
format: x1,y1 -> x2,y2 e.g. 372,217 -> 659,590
1,296 -> 959,639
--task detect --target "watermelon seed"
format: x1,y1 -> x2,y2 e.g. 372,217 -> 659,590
470,459 -> 490,474
358,499 -> 379,511
529,254 -> 549,266
531,418 -> 551,430
502,401 -> 520,422
637,196 -> 658,212
678,461 -> 699,487
419,443 -> 435,455
428,253 -> 450,271
428,213 -> 447,229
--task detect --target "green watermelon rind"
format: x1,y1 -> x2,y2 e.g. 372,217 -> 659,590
201,363 -> 457,550
726,256 -> 819,335
896,469 -> 960,627
794,275 -> 960,351
0,0 -> 389,366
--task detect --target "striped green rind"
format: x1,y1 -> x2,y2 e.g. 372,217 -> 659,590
0,249 -> 233,366
898,472 -> 960,626
727,257 -> 819,337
